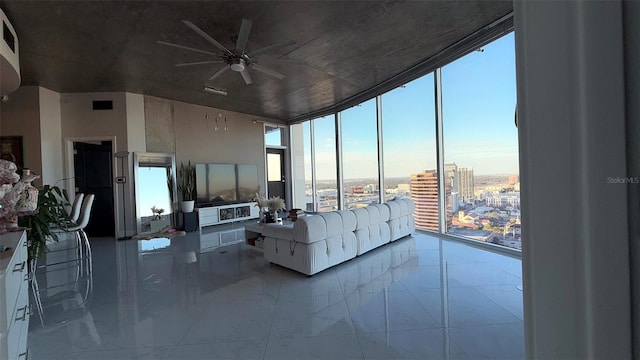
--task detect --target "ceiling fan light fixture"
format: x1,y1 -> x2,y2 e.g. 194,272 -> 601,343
230,59 -> 246,72
203,86 -> 227,96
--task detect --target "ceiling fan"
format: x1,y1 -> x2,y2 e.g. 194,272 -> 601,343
158,18 -> 297,86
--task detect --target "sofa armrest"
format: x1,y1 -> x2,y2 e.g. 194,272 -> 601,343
292,215 -> 328,244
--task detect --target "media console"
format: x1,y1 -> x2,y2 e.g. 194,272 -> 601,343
196,202 -> 259,231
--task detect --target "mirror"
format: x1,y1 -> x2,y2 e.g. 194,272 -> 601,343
133,152 -> 177,235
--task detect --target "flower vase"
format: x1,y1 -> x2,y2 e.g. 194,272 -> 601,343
265,211 -> 275,223
15,169 -> 38,213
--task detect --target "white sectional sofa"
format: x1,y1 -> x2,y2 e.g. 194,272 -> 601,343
262,198 -> 415,275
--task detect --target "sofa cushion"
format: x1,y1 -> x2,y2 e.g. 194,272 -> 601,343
366,205 -> 381,224
372,204 -> 390,222
293,215 -> 327,244
325,234 -> 357,267
353,208 -> 370,230
398,199 -> 410,216
319,212 -> 343,238
386,200 -> 401,219
388,199 -> 416,241
263,236 -> 357,276
404,198 -> 416,213
337,210 -> 357,233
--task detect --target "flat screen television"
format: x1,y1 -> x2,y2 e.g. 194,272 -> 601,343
237,164 -> 259,202
196,163 -> 259,206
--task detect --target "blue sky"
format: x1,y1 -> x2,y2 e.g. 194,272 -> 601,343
138,166 -> 172,217
309,32 -> 518,180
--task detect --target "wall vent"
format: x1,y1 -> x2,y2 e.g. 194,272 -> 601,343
92,100 -> 113,110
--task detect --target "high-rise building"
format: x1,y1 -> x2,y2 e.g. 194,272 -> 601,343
411,170 -> 440,231
411,170 -> 452,231
458,167 -> 475,203
444,163 -> 458,193
451,192 -> 460,213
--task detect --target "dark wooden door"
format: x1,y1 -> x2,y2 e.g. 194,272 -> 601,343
266,148 -> 286,203
74,142 -> 115,237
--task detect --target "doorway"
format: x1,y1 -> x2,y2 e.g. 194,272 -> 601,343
266,148 -> 286,202
74,141 -> 115,237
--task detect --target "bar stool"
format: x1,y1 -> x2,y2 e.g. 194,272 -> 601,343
66,194 -> 95,273
69,193 -> 85,223
39,194 -> 95,275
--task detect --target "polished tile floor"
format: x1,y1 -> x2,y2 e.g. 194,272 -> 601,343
28,229 -> 524,359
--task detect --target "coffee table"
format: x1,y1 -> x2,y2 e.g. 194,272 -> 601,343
244,223 -> 267,251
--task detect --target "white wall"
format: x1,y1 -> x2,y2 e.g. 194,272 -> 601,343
126,93 -> 146,154
515,1 -> 631,358
38,87 -> 63,185
60,92 -> 131,237
0,86 -> 42,183
125,93 -> 147,236
61,92 -> 128,149
161,99 -> 274,194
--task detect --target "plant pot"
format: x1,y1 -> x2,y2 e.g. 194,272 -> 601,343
181,200 -> 195,213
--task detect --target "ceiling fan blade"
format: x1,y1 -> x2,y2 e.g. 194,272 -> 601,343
182,20 -> 233,55
247,39 -> 296,58
208,66 -> 230,81
157,41 -> 222,57
175,60 -> 225,67
251,64 -> 285,80
235,18 -> 252,53
240,69 -> 253,85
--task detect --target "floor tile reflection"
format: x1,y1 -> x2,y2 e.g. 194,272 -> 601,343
29,231 -> 524,359
356,329 -> 469,359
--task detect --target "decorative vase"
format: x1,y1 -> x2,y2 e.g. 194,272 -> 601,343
264,211 -> 275,223
181,200 -> 195,213
15,169 -> 38,212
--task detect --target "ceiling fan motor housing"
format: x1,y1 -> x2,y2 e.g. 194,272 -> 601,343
230,58 -> 246,72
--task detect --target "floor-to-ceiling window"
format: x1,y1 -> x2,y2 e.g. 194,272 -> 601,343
441,33 -> 520,249
313,115 -> 338,212
341,99 -> 380,209
302,122 -> 314,211
289,31 -> 518,250
381,75 -> 438,231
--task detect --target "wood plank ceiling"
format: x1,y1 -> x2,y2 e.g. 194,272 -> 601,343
1,0 -> 512,123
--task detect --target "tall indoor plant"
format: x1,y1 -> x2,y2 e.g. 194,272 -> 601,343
177,161 -> 196,213
18,185 -> 74,260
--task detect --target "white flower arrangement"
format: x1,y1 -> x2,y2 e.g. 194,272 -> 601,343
151,205 -> 165,220
252,192 -> 267,209
266,196 -> 286,213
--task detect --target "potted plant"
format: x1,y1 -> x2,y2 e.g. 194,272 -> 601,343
177,161 -> 196,213
251,190 -> 267,223
18,185 -> 75,260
